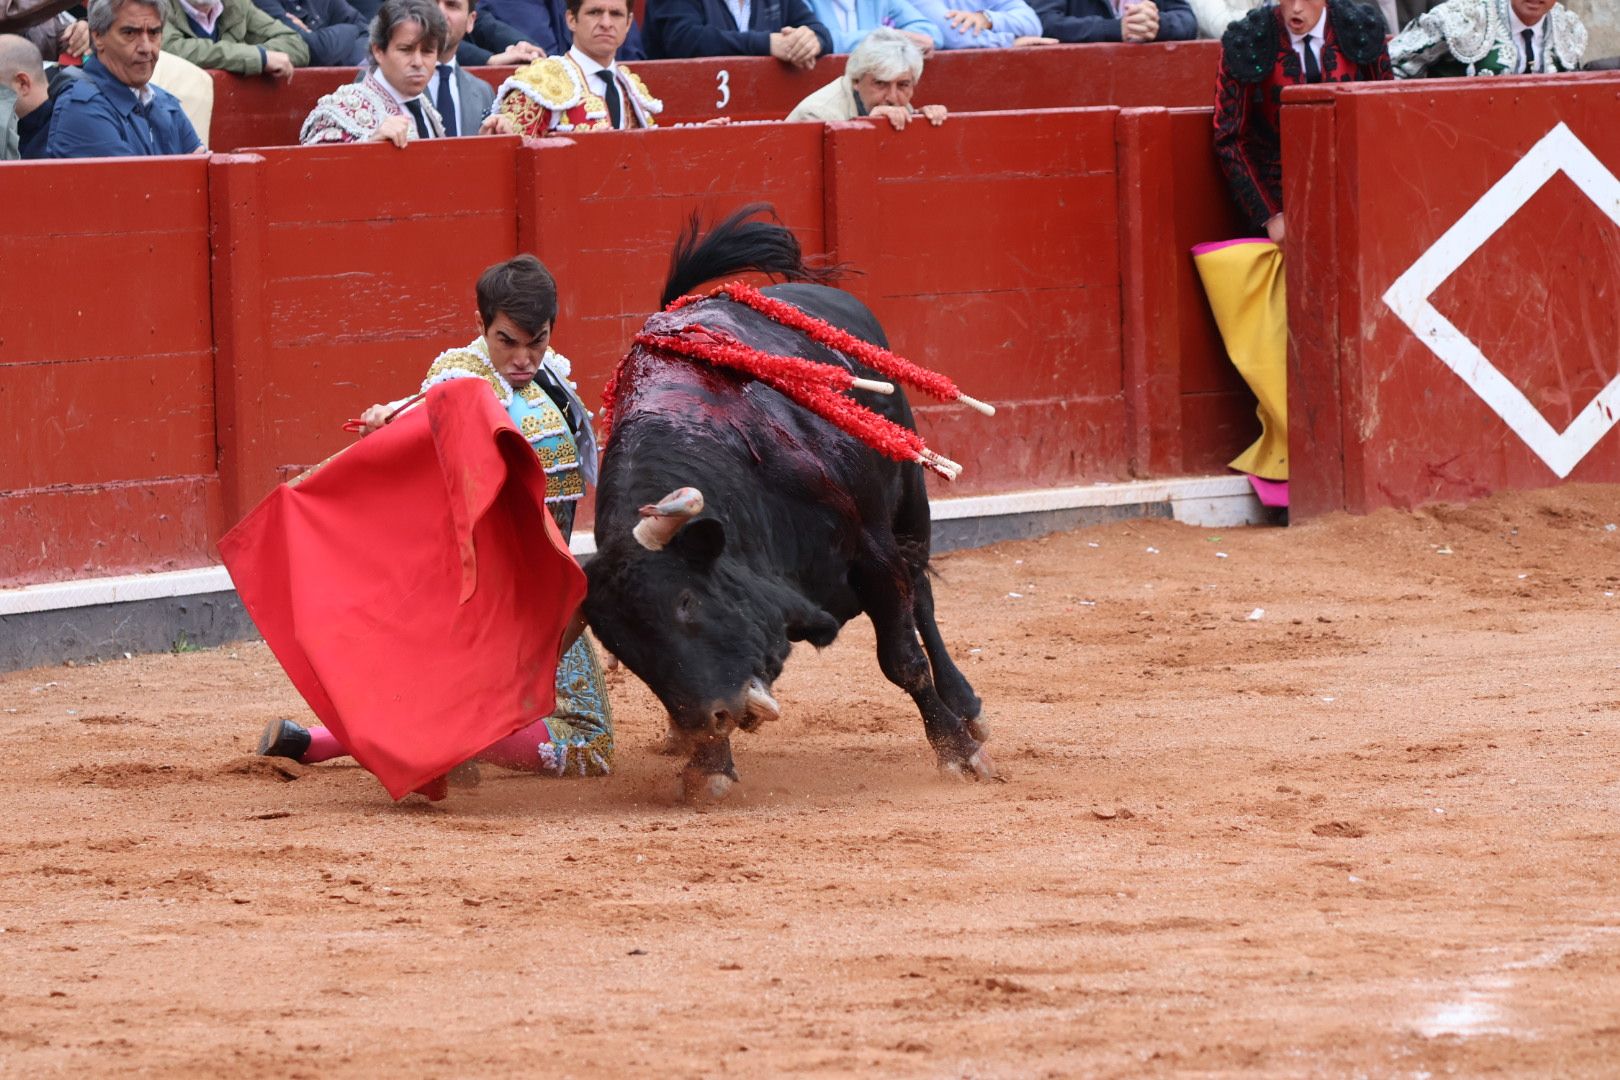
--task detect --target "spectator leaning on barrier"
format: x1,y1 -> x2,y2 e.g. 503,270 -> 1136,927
1034,0 -> 1196,42
494,0 -> 660,132
1213,0 -> 1389,244
806,0 -> 941,55
910,0 -> 1050,48
160,0 -> 307,79
646,0 -> 829,67
18,1 -> 216,136
301,0 -> 515,142
0,32 -> 52,156
253,0 -> 369,64
44,0 -> 203,154
1388,0 -> 1585,76
786,26 -> 944,126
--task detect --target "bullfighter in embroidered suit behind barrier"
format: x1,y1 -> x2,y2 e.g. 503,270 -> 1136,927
1388,0 -> 1585,77
257,255 -> 614,786
495,0 -> 660,135
301,0 -> 515,145
1197,0 -> 1389,508
1212,0 -> 1391,242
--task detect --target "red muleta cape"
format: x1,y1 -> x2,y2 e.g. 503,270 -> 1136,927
218,378 -> 586,799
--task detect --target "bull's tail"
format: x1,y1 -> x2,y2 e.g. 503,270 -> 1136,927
660,203 -> 839,309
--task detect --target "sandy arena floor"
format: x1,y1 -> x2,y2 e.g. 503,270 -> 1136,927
4,485 -> 1620,1077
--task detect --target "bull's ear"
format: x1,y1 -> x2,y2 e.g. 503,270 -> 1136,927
672,517 -> 725,567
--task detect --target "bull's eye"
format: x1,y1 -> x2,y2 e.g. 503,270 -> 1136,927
674,590 -> 698,626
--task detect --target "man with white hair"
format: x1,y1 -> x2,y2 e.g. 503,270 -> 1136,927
786,26 -> 945,129
45,0 -> 203,156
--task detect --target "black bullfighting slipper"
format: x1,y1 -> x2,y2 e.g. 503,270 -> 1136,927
257,717 -> 311,761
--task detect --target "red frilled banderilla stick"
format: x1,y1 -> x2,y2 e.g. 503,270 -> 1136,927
605,280 -> 995,481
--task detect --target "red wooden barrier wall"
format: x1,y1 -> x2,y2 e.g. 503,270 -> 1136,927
827,108 -> 1126,490
0,158 -> 221,584
209,137 -> 521,524
518,122 -> 828,412
1282,73 -> 1620,518
205,41 -> 1221,152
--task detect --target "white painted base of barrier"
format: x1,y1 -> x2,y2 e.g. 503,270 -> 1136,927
0,474 -> 1262,618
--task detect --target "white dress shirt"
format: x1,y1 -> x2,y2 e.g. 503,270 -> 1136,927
1287,6 -> 1327,73
1509,8 -> 1545,73
374,71 -> 435,136
723,0 -> 752,29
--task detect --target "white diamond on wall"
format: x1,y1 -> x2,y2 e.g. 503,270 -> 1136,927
1382,122 -> 1620,479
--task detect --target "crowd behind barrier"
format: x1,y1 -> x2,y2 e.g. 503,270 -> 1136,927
200,40 -> 1220,149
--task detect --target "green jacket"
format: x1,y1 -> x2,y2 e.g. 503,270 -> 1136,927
162,0 -> 310,75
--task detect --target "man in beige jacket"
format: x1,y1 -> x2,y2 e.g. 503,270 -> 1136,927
786,26 -> 945,129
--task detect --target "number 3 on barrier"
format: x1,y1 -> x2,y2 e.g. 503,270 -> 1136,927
715,70 -> 730,110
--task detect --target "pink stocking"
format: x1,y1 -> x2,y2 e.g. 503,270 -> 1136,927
301,725 -> 349,764
472,718 -> 554,773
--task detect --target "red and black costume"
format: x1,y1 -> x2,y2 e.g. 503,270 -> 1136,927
1212,0 -> 1391,233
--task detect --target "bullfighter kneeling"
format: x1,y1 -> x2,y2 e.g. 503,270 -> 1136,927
257,255 -> 614,784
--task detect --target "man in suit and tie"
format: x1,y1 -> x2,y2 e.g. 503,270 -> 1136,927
433,0 -> 495,134
646,0 -> 830,66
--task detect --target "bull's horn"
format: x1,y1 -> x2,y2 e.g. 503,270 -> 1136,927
745,678 -> 781,724
632,487 -> 705,550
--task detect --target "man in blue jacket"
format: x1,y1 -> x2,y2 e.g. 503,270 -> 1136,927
45,0 -> 202,156
647,0 -> 831,64
1034,0 -> 1195,41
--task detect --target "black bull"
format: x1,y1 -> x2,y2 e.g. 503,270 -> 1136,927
584,217 -> 993,798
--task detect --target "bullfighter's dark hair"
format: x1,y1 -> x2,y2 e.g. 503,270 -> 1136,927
660,204 -> 839,310
477,254 -> 559,334
566,0 -> 636,18
368,0 -> 448,59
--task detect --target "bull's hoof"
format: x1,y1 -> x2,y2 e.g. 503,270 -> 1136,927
965,716 -> 992,743
938,746 -> 999,783
681,767 -> 736,802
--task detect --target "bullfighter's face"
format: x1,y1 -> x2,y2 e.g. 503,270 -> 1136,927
567,0 -> 632,68
481,313 -> 552,389
372,22 -> 438,100
1510,0 -> 1556,25
92,0 -> 163,90
1278,0 -> 1327,36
